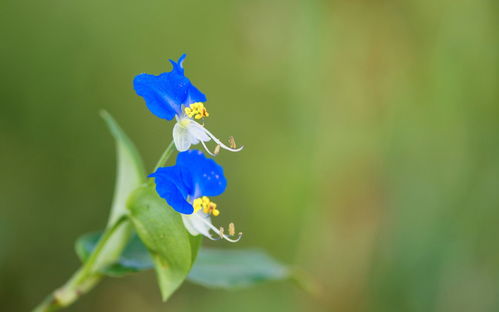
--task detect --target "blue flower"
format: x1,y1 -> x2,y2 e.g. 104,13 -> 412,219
149,150 -> 241,242
134,54 -> 243,154
133,54 -> 207,121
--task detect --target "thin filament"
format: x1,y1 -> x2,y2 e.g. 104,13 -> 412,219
194,214 -> 242,243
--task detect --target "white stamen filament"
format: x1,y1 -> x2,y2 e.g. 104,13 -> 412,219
188,121 -> 244,153
193,213 -> 242,243
173,114 -> 243,155
200,140 -> 216,156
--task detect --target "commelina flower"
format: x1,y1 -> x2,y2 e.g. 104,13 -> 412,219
149,150 -> 242,242
133,54 -> 243,155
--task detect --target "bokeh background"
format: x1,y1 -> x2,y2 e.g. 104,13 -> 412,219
1,0 -> 498,311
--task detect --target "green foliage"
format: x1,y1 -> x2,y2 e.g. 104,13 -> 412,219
77,112 -> 202,301
76,231 -> 290,288
88,111 -> 147,273
75,112 -> 291,303
127,185 -> 201,301
100,111 -> 203,300
100,110 -> 146,225
187,248 -> 290,289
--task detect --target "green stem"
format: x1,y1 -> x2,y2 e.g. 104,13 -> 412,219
153,140 -> 175,172
76,216 -> 128,283
32,217 -> 128,312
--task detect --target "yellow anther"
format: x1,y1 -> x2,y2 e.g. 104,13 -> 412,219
185,102 -> 209,119
219,227 -> 225,238
228,222 -> 235,236
193,198 -> 203,212
228,136 -> 237,149
214,144 -> 221,155
194,196 -> 220,216
202,196 -> 210,204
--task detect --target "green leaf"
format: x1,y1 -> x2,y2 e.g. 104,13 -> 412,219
187,248 -> 290,289
75,231 -> 153,277
100,110 -> 146,225
86,111 -> 146,272
76,232 -> 291,290
127,185 -> 200,301
75,230 -> 203,278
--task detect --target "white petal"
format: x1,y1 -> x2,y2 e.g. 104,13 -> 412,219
187,121 -> 210,142
181,211 -> 213,238
173,122 -> 193,152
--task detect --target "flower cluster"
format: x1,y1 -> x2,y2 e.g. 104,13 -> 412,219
134,54 -> 242,242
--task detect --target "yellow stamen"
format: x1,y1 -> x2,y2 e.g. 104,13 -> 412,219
212,207 -> 220,216
193,198 -> 203,212
228,136 -> 237,149
219,227 -> 225,238
194,196 -> 220,216
214,144 -> 221,155
228,222 -> 235,236
184,102 -> 209,119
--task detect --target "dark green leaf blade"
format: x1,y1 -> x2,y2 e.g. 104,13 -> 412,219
128,185 -> 198,301
187,248 -> 290,289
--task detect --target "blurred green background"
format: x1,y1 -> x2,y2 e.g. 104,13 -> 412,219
1,0 -> 498,311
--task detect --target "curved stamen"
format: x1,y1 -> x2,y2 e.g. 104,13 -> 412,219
194,213 -> 242,243
200,140 -> 216,156
204,128 -> 244,152
190,121 -> 244,153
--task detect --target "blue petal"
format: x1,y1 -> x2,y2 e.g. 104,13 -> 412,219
185,84 -> 207,105
169,53 -> 186,75
133,73 -> 179,120
133,54 -> 207,121
176,150 -> 227,198
149,167 -> 194,214
149,149 -> 227,215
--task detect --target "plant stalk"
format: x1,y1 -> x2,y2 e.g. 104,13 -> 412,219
32,217 -> 127,312
153,140 -> 175,172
